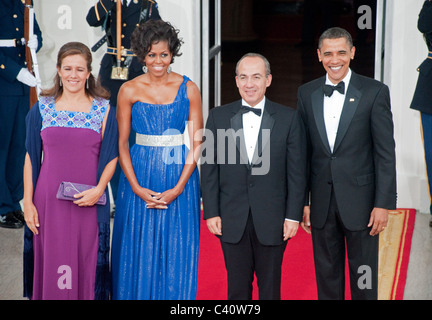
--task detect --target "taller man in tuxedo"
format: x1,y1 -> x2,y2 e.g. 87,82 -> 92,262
297,27 -> 397,299
201,53 -> 307,300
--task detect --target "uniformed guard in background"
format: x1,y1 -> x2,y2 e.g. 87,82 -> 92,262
410,0 -> 432,227
86,0 -> 161,208
0,0 -> 43,229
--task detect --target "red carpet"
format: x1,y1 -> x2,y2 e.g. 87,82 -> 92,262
378,208 -> 416,300
196,209 -> 416,300
196,212 -> 319,300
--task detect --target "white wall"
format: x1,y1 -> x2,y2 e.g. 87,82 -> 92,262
159,0 -> 202,88
382,0 -> 430,213
33,0 -> 201,90
33,0 -> 104,88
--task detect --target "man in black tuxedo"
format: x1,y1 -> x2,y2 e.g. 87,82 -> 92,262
201,53 -> 307,300
297,27 -> 397,299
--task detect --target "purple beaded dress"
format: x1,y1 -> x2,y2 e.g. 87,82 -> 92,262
31,96 -> 108,300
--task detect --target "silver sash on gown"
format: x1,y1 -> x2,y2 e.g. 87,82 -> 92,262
135,132 -> 185,147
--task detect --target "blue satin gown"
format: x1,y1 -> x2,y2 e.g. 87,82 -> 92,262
111,76 -> 200,300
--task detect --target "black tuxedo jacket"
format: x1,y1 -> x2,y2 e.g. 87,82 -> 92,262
201,99 -> 307,246
297,72 -> 397,231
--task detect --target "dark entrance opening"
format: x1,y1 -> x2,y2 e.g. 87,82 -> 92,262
218,0 -> 377,109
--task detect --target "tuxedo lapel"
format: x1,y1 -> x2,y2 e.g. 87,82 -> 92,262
311,82 -> 332,154
333,73 -> 362,153
230,103 -> 250,167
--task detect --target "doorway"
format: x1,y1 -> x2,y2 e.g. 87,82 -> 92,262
218,0 -> 377,109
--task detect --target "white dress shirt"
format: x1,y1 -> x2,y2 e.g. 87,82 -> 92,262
241,98 -> 298,224
324,69 -> 352,152
241,98 -> 265,163
122,0 -> 132,6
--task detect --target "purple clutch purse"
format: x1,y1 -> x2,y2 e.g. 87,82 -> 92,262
56,181 -> 107,206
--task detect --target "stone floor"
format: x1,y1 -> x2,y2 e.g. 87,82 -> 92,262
0,210 -> 431,300
0,220 -> 25,300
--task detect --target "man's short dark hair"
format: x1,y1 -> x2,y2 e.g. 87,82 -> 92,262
318,27 -> 354,50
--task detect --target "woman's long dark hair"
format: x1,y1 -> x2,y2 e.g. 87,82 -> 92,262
41,42 -> 110,100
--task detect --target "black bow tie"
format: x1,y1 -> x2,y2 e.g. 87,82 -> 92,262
240,105 -> 262,117
323,82 -> 345,97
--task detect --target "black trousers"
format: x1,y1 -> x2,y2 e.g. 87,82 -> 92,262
220,214 -> 287,300
0,95 -> 27,215
311,189 -> 379,300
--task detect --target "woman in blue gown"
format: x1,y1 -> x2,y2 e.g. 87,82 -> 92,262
111,19 -> 203,300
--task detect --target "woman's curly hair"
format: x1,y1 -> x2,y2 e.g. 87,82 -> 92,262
131,19 -> 183,64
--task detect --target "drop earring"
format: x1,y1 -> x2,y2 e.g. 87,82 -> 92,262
167,66 -> 172,74
59,77 -> 62,87
86,78 -> 89,89
142,65 -> 148,73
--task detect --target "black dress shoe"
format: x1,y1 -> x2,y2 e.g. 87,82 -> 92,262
12,210 -> 25,224
0,212 -> 24,229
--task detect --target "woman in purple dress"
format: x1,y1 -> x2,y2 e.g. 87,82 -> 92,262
23,42 -> 118,300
